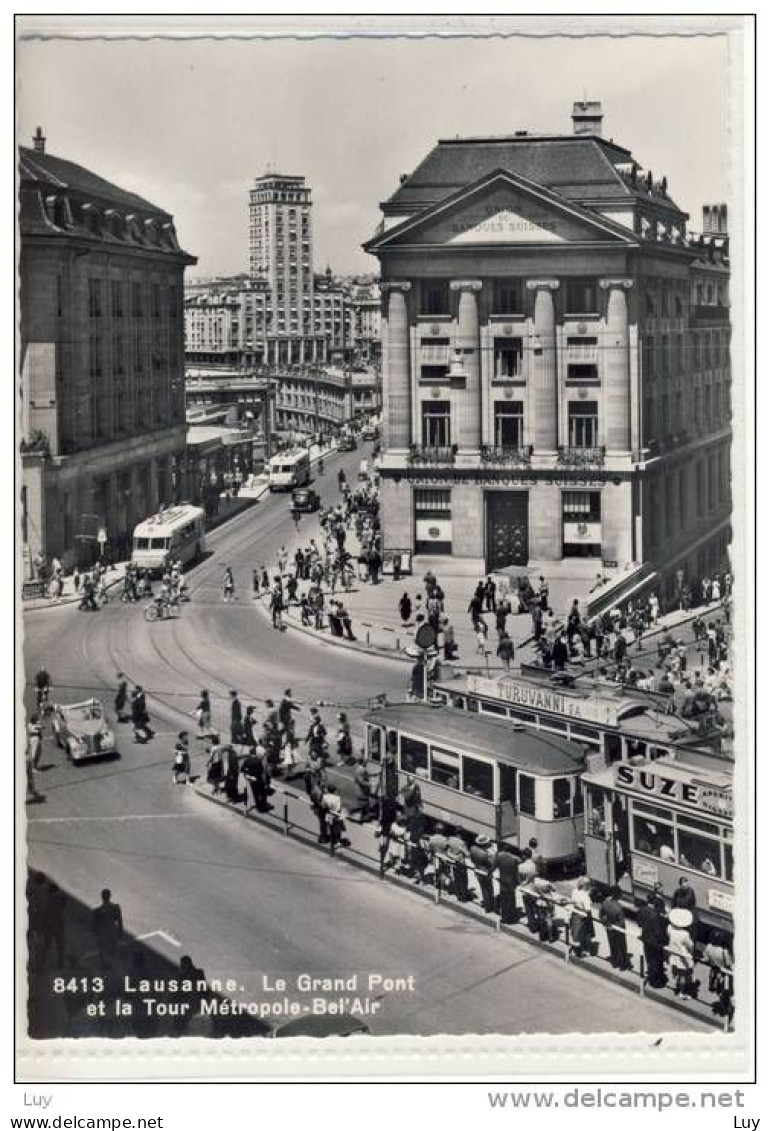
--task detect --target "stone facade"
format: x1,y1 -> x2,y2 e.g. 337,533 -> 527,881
365,119 -> 732,593
19,133 -> 196,569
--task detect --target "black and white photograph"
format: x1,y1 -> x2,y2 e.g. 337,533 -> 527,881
13,14 -> 754,1082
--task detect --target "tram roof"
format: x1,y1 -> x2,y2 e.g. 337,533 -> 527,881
364,703 -> 587,776
133,504 -> 204,536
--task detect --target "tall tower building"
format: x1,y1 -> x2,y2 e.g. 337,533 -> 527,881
248,173 -> 314,339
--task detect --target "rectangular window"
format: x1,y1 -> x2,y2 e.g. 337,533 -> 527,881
89,330 -> 102,378
462,755 -> 494,802
430,746 -> 460,789
562,490 -> 601,522
493,338 -> 524,379
494,401 -> 524,448
519,773 -> 536,816
414,488 -> 451,516
152,283 -> 161,319
421,400 -> 451,448
565,278 -> 597,315
677,828 -> 722,877
568,401 -> 599,448
111,281 -> 123,319
492,279 -> 524,315
400,735 -> 428,774
133,282 -> 144,318
567,362 -> 599,382
633,813 -> 675,860
88,279 -> 102,318
420,280 -> 449,317
553,778 -> 572,819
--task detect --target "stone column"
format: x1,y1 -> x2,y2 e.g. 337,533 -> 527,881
382,282 -> 412,453
526,280 -> 559,453
450,279 -> 482,455
600,278 -> 633,452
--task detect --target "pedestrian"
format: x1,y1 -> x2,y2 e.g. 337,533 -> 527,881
229,690 -> 243,745
306,708 -> 328,764
475,619 -> 489,655
636,891 -> 669,988
270,580 -> 284,630
252,568 -> 260,598
195,690 -> 212,737
338,602 -> 356,642
483,575 -> 497,612
668,909 -> 697,998
399,592 -> 412,625
27,712 -> 43,770
446,827 -> 469,902
278,689 -> 300,751
538,575 -> 549,610
72,567 -> 81,594
469,834 -> 496,913
242,705 -> 258,749
321,784 -> 347,850
114,673 -> 129,723
242,745 -> 271,814
92,888 -> 123,967
206,736 -> 224,794
442,618 -> 458,661
336,712 -> 353,763
495,843 -> 520,924
223,744 -> 241,803
600,886 -> 632,971
222,566 -> 235,602
567,876 -> 595,957
670,876 -> 699,940
351,757 -> 373,821
278,545 -> 288,576
172,732 -> 191,784
131,686 -> 153,743
497,632 -> 514,670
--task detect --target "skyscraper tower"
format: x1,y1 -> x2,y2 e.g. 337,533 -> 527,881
248,173 -> 314,340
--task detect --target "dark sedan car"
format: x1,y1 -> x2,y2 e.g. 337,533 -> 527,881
291,487 -> 320,513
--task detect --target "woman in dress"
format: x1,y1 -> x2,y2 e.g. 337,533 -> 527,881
569,876 -> 595,958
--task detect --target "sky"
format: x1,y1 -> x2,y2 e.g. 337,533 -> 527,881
17,29 -> 732,278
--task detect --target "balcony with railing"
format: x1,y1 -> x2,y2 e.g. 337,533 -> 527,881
556,445 -> 606,467
408,443 -> 457,466
480,444 -> 533,465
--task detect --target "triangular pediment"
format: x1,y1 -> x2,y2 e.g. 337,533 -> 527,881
367,170 -> 637,251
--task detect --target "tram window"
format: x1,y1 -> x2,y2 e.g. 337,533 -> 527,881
386,729 -> 398,756
480,701 -> 507,717
573,777 -> 585,815
542,718 -> 568,734
632,801 -> 674,824
650,746 -> 668,761
606,734 -> 622,763
553,778 -> 572,819
519,774 -> 536,816
633,815 -> 675,861
430,746 -> 460,789
499,764 -> 517,806
571,724 -> 601,741
449,694 -> 465,709
368,727 -> 382,762
676,815 -> 720,836
510,709 -> 535,724
724,842 -> 733,882
677,829 -> 721,877
400,736 -> 428,774
467,698 -> 480,714
150,537 -> 169,549
462,755 -> 494,802
586,787 -> 606,837
134,537 -> 149,550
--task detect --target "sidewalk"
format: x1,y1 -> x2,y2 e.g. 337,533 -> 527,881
194,780 -> 728,1031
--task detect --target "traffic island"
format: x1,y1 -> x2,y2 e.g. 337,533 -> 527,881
193,781 -> 728,1032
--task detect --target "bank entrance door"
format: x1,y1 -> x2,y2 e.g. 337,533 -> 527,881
486,491 -> 528,570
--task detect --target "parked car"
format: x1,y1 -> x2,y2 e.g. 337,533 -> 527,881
291,487 -> 320,513
338,434 -> 357,452
52,698 -> 117,763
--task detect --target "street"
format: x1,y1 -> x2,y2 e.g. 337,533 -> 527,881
23,443 -> 708,1038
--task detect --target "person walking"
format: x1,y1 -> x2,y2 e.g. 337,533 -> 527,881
222,566 -> 235,603
336,712 -> 353,763
668,909 -> 697,998
497,632 -> 514,670
399,592 -> 412,626
92,888 -> 124,967
114,673 -> 129,723
229,691 -> 243,745
278,689 -> 300,752
568,876 -> 595,958
278,545 -> 288,576
27,713 -> 43,770
351,757 -> 374,822
172,732 -> 191,784
270,580 -> 284,630
483,575 -> 497,613
338,602 -> 356,642
242,745 -> 271,814
131,686 -> 153,743
195,690 -> 212,738
446,828 -> 470,902
600,887 -> 632,971
206,736 -> 224,795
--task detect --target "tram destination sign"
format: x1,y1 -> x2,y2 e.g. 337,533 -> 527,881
467,674 -> 622,726
614,763 -> 733,819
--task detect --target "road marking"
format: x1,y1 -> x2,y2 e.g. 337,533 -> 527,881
137,929 -> 182,948
26,813 -> 196,824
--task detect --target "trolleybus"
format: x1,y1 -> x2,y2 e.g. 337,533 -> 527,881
131,504 -> 206,575
363,703 -> 588,865
268,449 -> 311,491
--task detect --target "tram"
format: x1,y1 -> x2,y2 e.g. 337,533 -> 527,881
581,754 -> 734,936
131,504 -> 206,574
431,665 -> 729,768
363,703 -> 588,864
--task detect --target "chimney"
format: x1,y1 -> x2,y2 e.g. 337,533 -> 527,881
33,126 -> 46,154
571,100 -> 603,137
702,203 -> 728,236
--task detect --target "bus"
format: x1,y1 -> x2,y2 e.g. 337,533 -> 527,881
431,665 -> 731,769
581,753 -> 734,936
363,702 -> 587,865
131,504 -> 206,574
268,450 -> 311,491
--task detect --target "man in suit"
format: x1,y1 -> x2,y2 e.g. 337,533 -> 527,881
229,691 -> 243,745
636,892 -> 669,988
494,843 -> 520,924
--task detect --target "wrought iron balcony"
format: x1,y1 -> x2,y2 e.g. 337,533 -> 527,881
480,444 -> 533,465
556,445 -> 606,467
408,443 -> 457,466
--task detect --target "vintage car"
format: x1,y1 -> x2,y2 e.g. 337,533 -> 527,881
52,698 -> 117,763
291,487 -> 321,513
338,434 -> 357,452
